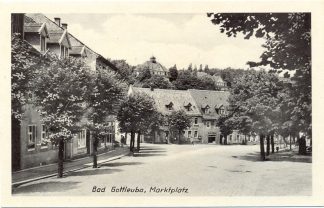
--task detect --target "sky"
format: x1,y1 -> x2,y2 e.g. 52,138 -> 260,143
46,13 -> 266,69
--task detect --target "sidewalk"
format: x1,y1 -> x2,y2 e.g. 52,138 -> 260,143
12,146 -> 130,188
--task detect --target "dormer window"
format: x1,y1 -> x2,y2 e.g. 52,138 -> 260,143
201,104 -> 210,114
165,102 -> 174,111
219,106 -> 226,115
40,35 -> 46,52
184,103 -> 192,111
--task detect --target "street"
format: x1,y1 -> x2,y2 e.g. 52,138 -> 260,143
12,143 -> 311,196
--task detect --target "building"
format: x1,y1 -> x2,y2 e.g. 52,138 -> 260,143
11,13 -> 118,171
197,72 -> 228,90
135,56 -> 168,77
128,86 -> 245,144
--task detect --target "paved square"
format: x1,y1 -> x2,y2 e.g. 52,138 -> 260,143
13,143 -> 311,196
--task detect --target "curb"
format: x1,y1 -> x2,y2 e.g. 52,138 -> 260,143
12,152 -> 129,189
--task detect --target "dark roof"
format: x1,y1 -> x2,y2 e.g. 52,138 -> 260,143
189,89 -> 230,119
130,87 -> 201,116
135,57 -> 168,73
69,46 -> 85,55
24,23 -> 43,32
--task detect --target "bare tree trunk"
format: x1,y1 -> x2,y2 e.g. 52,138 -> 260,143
220,135 -> 223,144
93,136 -> 98,168
289,135 -> 292,150
299,135 -> 307,155
266,135 -> 270,156
260,134 -> 266,161
130,131 -> 135,152
178,130 -> 181,145
124,132 -> 127,145
271,134 -> 275,153
58,138 -> 64,178
136,131 -> 141,152
224,135 -> 227,145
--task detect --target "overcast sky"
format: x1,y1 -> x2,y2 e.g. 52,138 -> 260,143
46,13 -> 266,69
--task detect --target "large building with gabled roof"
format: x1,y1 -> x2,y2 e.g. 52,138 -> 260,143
135,56 -> 169,77
128,86 -> 244,144
12,13 -> 119,171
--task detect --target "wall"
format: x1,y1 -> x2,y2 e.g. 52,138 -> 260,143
19,104 -> 58,169
24,33 -> 40,52
47,43 -> 60,57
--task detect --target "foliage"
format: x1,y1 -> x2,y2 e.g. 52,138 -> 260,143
11,34 -> 44,119
208,13 -> 311,136
85,69 -> 127,137
169,65 -> 178,82
32,55 -> 93,143
229,69 -> 283,136
117,92 -> 157,134
138,75 -> 174,89
110,59 -> 136,84
173,70 -> 216,90
167,110 -> 191,134
136,65 -> 152,82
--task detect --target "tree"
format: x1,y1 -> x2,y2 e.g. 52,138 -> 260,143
85,69 -> 126,168
203,65 -> 209,73
110,59 -> 136,84
216,115 -> 235,145
11,34 -> 44,120
117,92 -> 157,152
228,69 -> 283,160
33,55 -> 93,177
139,75 -> 173,89
208,13 -> 311,154
173,70 -> 216,90
169,64 -> 178,82
168,110 -> 191,144
187,63 -> 193,71
136,65 -> 152,82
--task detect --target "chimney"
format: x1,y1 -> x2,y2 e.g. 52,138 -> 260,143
54,17 -> 61,26
61,23 -> 68,30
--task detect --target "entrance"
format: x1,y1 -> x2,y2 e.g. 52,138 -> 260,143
208,136 -> 216,143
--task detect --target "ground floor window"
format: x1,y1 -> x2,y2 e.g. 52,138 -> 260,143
27,125 -> 37,150
77,129 -> 86,148
188,131 -> 191,137
40,124 -> 48,148
194,131 -> 198,138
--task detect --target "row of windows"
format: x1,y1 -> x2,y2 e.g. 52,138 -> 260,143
187,130 -> 198,138
152,71 -> 167,76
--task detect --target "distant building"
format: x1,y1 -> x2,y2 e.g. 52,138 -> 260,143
135,56 -> 168,77
197,72 -> 228,90
127,86 -> 245,144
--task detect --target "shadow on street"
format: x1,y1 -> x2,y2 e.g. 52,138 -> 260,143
234,152 -> 312,163
67,168 -> 123,176
100,161 -> 143,167
12,181 -> 80,194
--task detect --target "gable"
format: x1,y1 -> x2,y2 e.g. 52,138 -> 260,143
59,31 -> 71,48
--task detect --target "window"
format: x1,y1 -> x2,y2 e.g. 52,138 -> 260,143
219,108 -> 225,115
77,129 -> 86,148
188,131 -> 191,137
40,36 -> 46,52
211,121 -> 214,126
65,47 -> 69,57
237,135 -> 240,141
27,125 -> 37,150
41,124 -> 48,147
206,121 -> 210,127
194,131 -> 198,138
194,117 -> 198,125
60,46 -> 65,58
